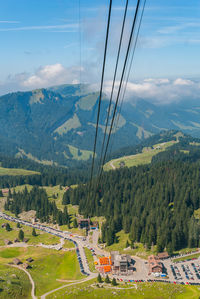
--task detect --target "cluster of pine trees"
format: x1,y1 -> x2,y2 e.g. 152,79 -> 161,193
4,186 -> 69,225
0,154 -> 89,188
67,159 -> 200,251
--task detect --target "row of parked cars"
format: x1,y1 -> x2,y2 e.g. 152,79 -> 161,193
76,247 -> 89,276
191,262 -> 200,279
181,264 -> 194,280
170,264 -> 183,280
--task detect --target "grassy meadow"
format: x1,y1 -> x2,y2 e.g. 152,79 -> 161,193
0,264 -> 31,299
84,247 -> 96,272
104,140 -> 177,171
0,246 -> 83,296
47,279 -> 200,299
0,218 -> 61,246
0,166 -> 40,176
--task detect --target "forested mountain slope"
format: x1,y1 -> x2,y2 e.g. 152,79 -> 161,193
67,145 -> 200,252
1,84 -> 200,166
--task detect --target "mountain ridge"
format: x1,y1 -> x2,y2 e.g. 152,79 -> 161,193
1,84 -> 200,166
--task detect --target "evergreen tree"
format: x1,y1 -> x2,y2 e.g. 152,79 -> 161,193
62,191 -> 70,205
16,222 -> 20,228
105,275 -> 110,283
18,229 -> 24,241
5,223 -> 11,231
73,218 -> 78,228
8,188 -> 12,198
0,189 -> 3,197
97,273 -> 102,283
126,240 -> 129,248
167,242 -> 173,256
32,228 -> 37,236
111,278 -> 117,286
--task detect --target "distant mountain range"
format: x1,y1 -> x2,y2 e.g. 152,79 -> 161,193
1,83 -> 200,166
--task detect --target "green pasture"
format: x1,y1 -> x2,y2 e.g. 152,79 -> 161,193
0,247 -> 83,296
0,264 -> 31,299
104,140 -> 177,171
0,166 -> 40,176
105,230 -> 157,259
68,144 -> 93,161
0,218 -> 60,246
47,279 -> 200,299
84,247 -> 96,272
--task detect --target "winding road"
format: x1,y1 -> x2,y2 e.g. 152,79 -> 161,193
9,264 -> 36,299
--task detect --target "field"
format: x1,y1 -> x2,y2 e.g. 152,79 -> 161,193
54,114 -> 81,135
84,247 -> 96,272
0,264 -> 31,299
0,218 -> 61,246
0,247 -> 84,296
0,166 -> 40,176
78,93 -> 99,110
68,144 -> 93,161
104,140 -> 177,171
47,279 -> 200,299
105,230 -> 157,259
3,184 -> 85,235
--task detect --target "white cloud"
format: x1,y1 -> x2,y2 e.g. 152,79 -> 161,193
102,78 -> 200,105
1,65 -> 200,107
0,23 -> 78,32
0,20 -> 20,23
0,63 -> 83,94
0,61 -> 104,96
173,78 -> 193,86
22,63 -> 82,89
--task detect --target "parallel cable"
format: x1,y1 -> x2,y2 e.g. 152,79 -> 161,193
108,0 -> 147,159
97,0 -> 142,183
78,0 -> 82,89
88,0 -> 113,195
98,0 -> 129,172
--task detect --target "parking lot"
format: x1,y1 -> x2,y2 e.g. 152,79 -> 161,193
165,258 -> 200,284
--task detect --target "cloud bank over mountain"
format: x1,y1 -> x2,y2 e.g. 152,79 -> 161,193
95,77 -> 200,105
0,62 -> 200,106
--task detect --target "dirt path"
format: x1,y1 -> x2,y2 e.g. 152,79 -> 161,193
110,161 -> 116,170
8,264 -> 36,299
41,274 -> 97,299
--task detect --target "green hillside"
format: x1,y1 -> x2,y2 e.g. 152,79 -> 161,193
104,140 -> 177,170
0,166 -> 40,176
1,84 -> 200,167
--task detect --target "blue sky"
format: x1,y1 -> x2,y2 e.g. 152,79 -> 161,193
0,0 -> 200,99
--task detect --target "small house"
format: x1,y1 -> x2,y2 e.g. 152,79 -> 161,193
90,221 -> 99,230
26,257 -> 34,263
2,188 -> 9,195
1,223 -> 7,228
14,238 -> 19,243
23,238 -> 29,243
4,239 -> 12,245
23,263 -> 30,269
157,252 -> 169,260
78,219 -> 90,229
148,255 -> 163,274
13,258 -> 22,265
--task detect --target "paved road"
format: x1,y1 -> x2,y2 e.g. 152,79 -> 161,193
92,230 -> 99,247
0,211 -> 91,276
9,264 -> 36,299
3,211 -> 199,289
